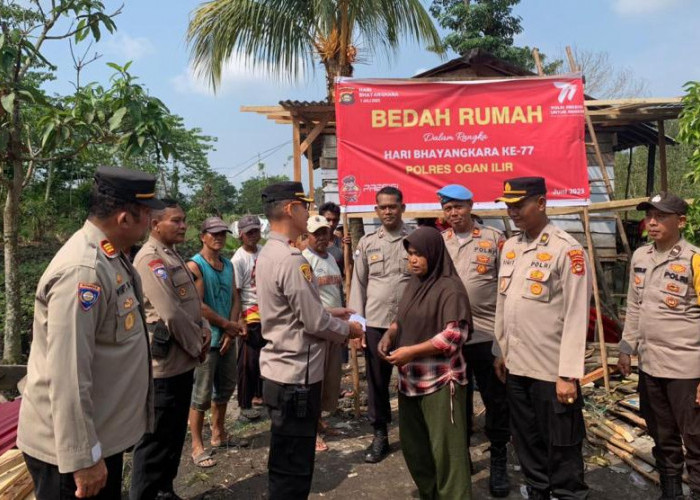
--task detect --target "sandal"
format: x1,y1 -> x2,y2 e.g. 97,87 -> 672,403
192,449 -> 216,468
339,389 -> 354,398
211,435 -> 251,449
315,435 -> 328,452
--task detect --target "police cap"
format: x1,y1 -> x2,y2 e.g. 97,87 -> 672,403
94,166 -> 165,209
261,181 -> 313,204
437,184 -> 474,205
495,176 -> 547,203
636,192 -> 688,215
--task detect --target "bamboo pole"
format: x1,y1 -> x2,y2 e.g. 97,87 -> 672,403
658,120 -> 668,192
532,48 -> 544,76
583,207 -> 611,392
343,209 -> 361,418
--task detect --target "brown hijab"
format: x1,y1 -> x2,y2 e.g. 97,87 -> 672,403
396,227 -> 472,348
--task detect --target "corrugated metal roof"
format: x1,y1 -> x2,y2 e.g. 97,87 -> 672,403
0,399 -> 21,455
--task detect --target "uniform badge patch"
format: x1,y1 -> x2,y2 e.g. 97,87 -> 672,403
100,240 -> 117,258
670,264 -> 687,274
634,275 -> 642,286
477,255 -> 490,264
123,297 -> 135,310
125,312 -> 135,330
529,269 -> 545,281
537,252 -> 552,262
568,250 -> 585,276
530,283 -> 543,296
472,228 -> 481,237
506,251 -> 516,260
476,264 -> 488,275
78,283 -> 101,311
539,233 -> 550,244
478,240 -> 492,249
300,263 -> 313,282
116,273 -> 123,285
666,283 -> 681,293
665,296 -> 679,309
148,259 -> 168,280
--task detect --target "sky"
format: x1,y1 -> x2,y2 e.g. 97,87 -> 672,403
37,0 -> 700,190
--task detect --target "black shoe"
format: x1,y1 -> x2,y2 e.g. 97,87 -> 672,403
526,486 -> 550,500
659,474 -> 684,500
364,435 -> 389,463
489,444 -> 510,498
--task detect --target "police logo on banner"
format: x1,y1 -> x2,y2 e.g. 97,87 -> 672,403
78,283 -> 101,311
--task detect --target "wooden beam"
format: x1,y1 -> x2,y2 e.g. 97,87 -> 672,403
584,97 -> 683,107
307,140 -> 315,200
532,48 -> 544,76
299,117 -> 330,155
292,118 -> 301,182
658,120 -> 668,191
565,46 -> 580,72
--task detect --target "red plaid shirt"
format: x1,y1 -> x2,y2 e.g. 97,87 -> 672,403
398,322 -> 469,396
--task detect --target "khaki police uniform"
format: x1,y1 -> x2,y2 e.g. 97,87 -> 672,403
257,231 -> 349,499
349,223 -> 411,432
443,222 -> 510,449
495,222 -> 591,499
18,221 -> 153,474
130,235 -> 205,498
620,239 -> 700,492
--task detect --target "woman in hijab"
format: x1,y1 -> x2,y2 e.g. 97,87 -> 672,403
379,226 -> 473,499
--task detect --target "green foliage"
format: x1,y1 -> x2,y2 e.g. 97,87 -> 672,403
429,0 -> 560,73
235,173 -> 290,216
678,81 -> 700,244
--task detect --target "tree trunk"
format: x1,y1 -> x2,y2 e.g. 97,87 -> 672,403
44,163 -> 53,202
3,162 -> 23,363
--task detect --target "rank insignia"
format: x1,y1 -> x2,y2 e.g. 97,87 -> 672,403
529,269 -> 545,281
148,259 -> 168,280
370,254 -> 380,261
499,277 -> 508,292
178,287 -> 187,297
568,250 -> 585,276
530,283 -> 543,296
78,283 -> 101,311
100,240 -> 117,258
666,283 -> 681,294
472,228 -> 481,237
537,252 -> 552,262
125,311 -> 135,331
665,296 -> 679,309
123,297 -> 135,310
477,255 -> 490,264
116,273 -> 123,285
478,241 -> 492,249
476,264 -> 488,275
670,264 -> 686,274
300,263 -> 313,282
539,233 -> 550,244
634,275 -> 642,286
506,251 -> 516,260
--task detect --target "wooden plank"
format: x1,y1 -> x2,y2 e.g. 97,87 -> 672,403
0,469 -> 33,500
585,97 -> 683,107
581,365 -> 618,386
292,118 -> 301,182
658,120 -> 668,191
299,117 -> 330,155
307,141 -> 314,200
0,451 -> 24,474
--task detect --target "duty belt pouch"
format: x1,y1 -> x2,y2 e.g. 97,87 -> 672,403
292,346 -> 312,418
148,320 -> 171,359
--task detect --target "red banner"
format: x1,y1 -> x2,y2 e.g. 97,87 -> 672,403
335,76 -> 589,212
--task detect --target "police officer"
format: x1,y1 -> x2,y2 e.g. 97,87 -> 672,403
493,177 -> 591,500
17,166 -> 161,499
349,186 -> 412,463
130,199 -> 209,499
437,184 -> 510,497
256,181 -> 363,499
617,192 -> 700,500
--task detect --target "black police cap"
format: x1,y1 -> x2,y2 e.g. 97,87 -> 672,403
261,181 -> 313,204
495,176 -> 547,203
636,192 -> 688,215
94,166 -> 165,209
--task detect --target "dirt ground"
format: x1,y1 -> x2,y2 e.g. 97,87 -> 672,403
125,361 -> 672,499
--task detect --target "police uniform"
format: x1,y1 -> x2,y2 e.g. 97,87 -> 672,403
130,234 -> 205,499
494,177 -> 591,500
257,182 -> 351,500
18,167 -> 160,499
437,183 -> 511,497
349,222 -> 411,449
620,193 -> 700,497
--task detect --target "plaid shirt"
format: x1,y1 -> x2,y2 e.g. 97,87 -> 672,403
398,322 -> 469,396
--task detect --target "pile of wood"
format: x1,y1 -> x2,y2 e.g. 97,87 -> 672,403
0,449 -> 34,499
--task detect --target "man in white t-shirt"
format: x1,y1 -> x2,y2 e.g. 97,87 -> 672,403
303,215 -> 345,451
231,215 -> 265,420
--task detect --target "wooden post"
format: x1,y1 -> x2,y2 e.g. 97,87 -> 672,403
307,140 -> 315,200
292,117 -> 302,182
583,207 -> 611,392
343,209 -> 361,418
532,48 -> 544,76
658,120 -> 668,192
565,46 -> 580,72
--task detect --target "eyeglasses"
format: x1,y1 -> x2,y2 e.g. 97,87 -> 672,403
289,200 -> 310,211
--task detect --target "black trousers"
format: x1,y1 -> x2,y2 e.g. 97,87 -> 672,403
364,326 -> 393,429
24,452 -> 123,500
463,341 -> 510,446
130,369 -> 194,499
263,379 -> 322,500
639,370 -> 700,492
237,322 -> 264,410
507,374 -> 588,499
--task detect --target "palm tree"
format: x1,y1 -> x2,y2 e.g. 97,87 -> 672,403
186,0 -> 442,100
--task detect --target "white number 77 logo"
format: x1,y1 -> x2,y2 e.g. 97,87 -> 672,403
554,82 -> 577,103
